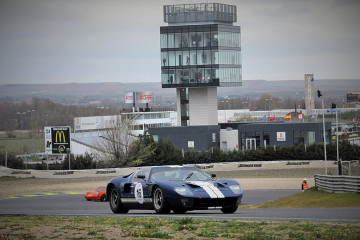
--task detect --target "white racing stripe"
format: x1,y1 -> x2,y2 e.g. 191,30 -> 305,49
208,185 -> 225,198
187,181 -> 224,198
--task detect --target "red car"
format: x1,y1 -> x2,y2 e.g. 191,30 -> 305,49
85,186 -> 107,202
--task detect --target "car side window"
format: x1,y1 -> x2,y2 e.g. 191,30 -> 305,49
132,169 -> 150,183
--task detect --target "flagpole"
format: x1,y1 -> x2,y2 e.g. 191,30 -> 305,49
321,96 -> 328,175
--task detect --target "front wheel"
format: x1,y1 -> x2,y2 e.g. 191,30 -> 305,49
153,187 -> 171,214
109,186 -> 129,214
221,205 -> 238,214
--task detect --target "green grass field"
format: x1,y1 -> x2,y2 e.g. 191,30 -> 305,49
0,216 -> 359,239
0,132 -> 44,155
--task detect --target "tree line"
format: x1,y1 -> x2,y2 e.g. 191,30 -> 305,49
1,94 -> 355,132
1,137 -> 359,170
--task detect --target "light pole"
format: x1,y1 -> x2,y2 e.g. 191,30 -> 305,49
332,103 -> 341,175
265,98 -> 268,111
317,90 -> 328,175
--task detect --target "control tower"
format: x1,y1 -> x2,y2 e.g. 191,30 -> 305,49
160,3 -> 242,126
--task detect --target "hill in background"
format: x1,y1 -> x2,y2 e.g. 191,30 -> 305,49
0,79 -> 359,104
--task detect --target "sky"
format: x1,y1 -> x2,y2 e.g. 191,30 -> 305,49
0,0 -> 359,85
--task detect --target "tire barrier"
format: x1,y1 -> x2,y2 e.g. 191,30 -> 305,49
0,160 -> 337,179
315,174 -> 360,193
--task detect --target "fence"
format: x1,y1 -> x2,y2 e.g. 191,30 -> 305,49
315,174 -> 360,193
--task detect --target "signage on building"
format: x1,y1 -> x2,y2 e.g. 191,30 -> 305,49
188,141 -> 195,148
277,132 -> 286,141
74,116 -> 102,131
138,91 -> 154,104
125,91 -> 154,104
45,126 -> 71,154
125,92 -> 135,104
212,133 -> 216,143
347,92 -> 360,103
74,116 -> 121,131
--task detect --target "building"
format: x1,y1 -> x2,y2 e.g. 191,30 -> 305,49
71,111 -> 176,155
304,73 -> 315,112
219,122 -> 331,151
160,3 -> 242,126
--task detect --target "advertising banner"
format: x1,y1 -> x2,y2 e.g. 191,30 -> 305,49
137,91 -> 154,104
44,126 -> 71,154
44,127 -> 52,154
103,115 -> 121,128
347,92 -> 360,103
277,132 -> 286,141
125,92 -> 135,104
74,116 -> 102,131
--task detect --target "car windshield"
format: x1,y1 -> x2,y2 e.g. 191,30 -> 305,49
149,167 -> 212,182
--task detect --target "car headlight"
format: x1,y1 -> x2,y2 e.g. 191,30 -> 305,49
229,185 -> 242,194
174,187 -> 193,196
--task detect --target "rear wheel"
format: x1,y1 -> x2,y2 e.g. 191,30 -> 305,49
109,186 -> 129,214
153,187 -> 171,214
221,205 -> 238,214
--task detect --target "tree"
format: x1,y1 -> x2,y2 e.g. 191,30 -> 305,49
128,134 -> 156,166
95,117 -> 134,167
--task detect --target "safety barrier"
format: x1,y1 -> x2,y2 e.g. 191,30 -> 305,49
315,174 -> 360,193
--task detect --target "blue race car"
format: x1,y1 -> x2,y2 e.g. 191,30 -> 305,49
106,165 -> 243,214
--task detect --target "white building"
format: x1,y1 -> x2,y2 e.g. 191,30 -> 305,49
71,111 -> 176,155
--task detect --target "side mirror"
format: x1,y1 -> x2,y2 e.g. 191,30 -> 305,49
137,174 -> 146,179
211,174 -> 216,178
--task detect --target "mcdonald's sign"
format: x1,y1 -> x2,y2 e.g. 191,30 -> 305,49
55,131 -> 66,143
45,126 -> 71,154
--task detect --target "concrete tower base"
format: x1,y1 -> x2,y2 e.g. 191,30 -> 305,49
176,87 -> 218,126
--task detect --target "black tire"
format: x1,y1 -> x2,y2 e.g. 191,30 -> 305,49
172,208 -> 187,214
221,205 -> 238,214
100,194 -> 106,202
86,199 -> 91,201
152,187 -> 171,214
109,186 -> 129,214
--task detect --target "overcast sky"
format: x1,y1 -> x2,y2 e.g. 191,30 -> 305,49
0,0 -> 359,85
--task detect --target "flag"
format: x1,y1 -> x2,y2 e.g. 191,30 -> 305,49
297,114 -> 304,119
269,115 -> 276,121
284,114 -> 291,120
261,115 -> 267,121
310,114 -> 317,119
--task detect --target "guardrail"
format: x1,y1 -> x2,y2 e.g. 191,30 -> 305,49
315,174 -> 360,193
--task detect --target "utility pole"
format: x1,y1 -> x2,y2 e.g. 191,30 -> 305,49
332,103 -> 341,175
318,90 -> 328,175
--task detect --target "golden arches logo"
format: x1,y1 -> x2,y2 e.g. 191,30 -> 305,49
55,131 -> 66,143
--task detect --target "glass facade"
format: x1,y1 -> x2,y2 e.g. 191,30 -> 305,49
161,24 -> 242,88
164,3 -> 237,24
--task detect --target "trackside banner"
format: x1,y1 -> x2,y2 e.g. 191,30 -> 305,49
44,126 -> 71,154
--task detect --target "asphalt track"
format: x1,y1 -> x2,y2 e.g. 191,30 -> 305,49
0,189 -> 359,222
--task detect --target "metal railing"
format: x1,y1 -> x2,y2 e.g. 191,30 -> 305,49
315,174 -> 360,193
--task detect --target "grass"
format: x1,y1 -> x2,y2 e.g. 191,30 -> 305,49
0,137 -> 44,155
241,187 -> 360,209
0,216 -> 359,239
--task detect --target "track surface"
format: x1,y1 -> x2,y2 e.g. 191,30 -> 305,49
1,189 -> 359,222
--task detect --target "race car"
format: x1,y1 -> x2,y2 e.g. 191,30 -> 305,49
106,166 -> 243,214
85,186 -> 107,202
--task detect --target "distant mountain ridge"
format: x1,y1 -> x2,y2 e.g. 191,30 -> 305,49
0,79 -> 359,103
